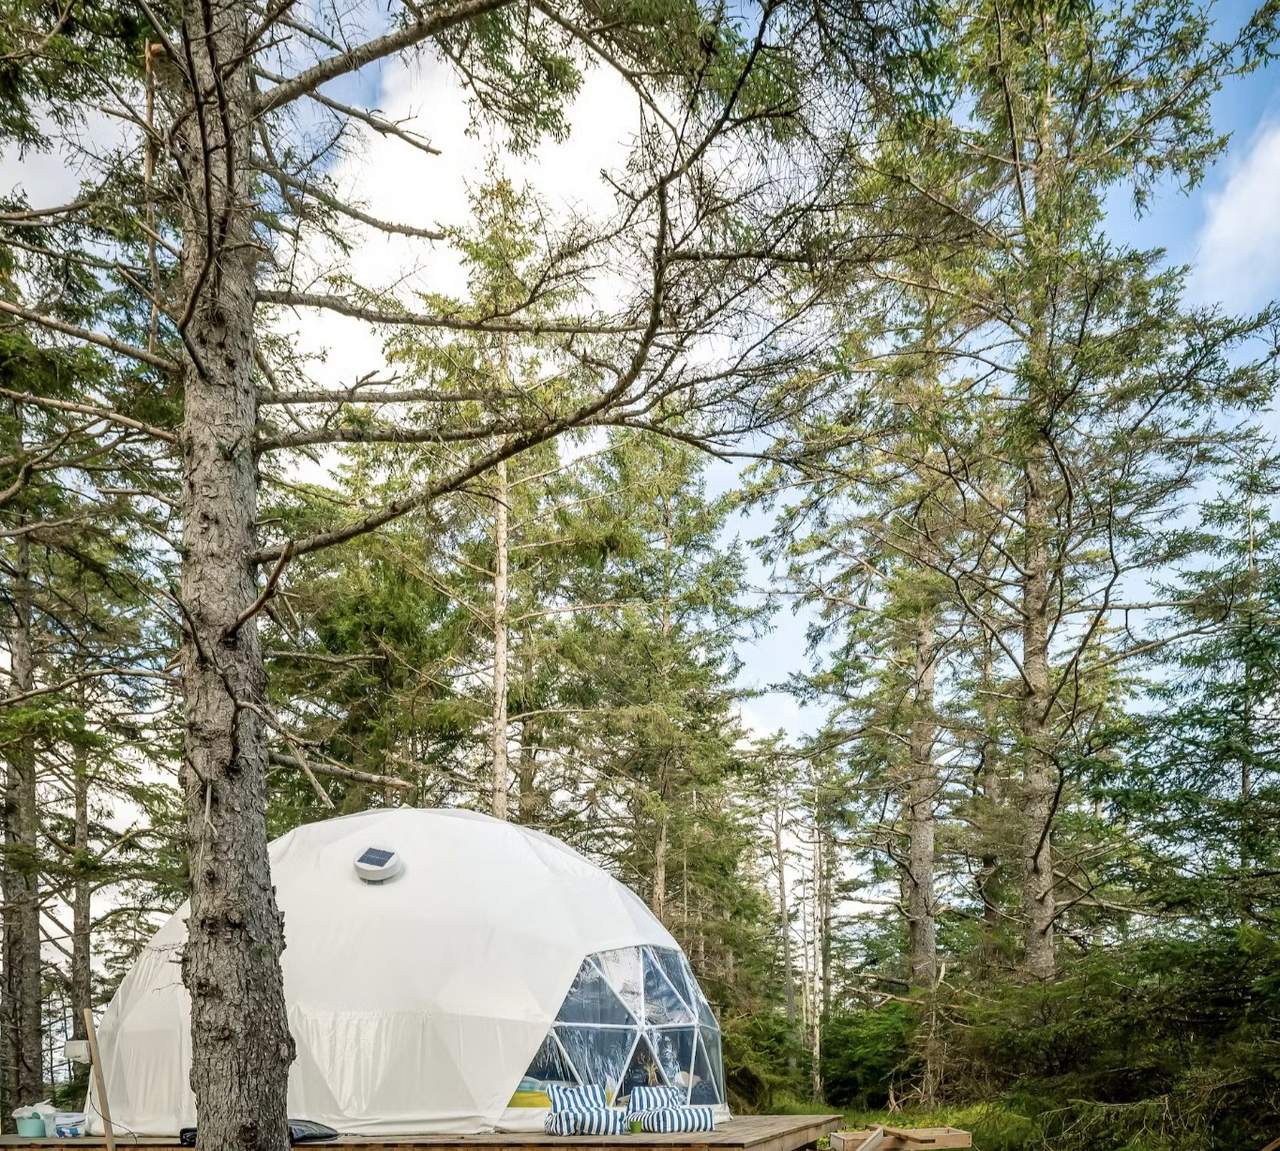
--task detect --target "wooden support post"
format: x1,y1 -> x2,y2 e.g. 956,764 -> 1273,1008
82,1007 -> 116,1151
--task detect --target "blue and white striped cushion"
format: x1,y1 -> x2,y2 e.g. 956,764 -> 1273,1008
627,1085 -> 683,1113
544,1112 -> 579,1135
573,1108 -> 629,1135
547,1083 -> 608,1113
543,1107 -> 628,1135
634,1106 -> 717,1133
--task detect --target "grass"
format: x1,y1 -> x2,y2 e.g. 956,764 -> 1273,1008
762,1102 -> 1044,1151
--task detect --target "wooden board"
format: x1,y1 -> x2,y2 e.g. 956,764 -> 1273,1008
0,1113 -> 841,1151
831,1128 -> 971,1151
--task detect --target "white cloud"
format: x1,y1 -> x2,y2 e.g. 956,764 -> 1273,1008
0,109 -> 124,210
737,693 -> 822,741
276,52 -> 639,400
1190,119 -> 1280,311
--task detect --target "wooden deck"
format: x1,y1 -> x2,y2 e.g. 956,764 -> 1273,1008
0,1114 -> 841,1151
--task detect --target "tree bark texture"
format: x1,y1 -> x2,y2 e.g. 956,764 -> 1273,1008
71,718 -> 91,1042
491,458 -> 510,820
173,4 -> 295,1146
650,808 -> 668,919
772,804 -> 798,1069
1020,439 -> 1057,979
906,613 -> 938,989
977,632 -> 1004,967
3,529 -> 43,1119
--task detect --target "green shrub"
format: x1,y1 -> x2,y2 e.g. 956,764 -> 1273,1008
821,1002 -> 917,1110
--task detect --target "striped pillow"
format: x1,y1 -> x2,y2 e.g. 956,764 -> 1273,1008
544,1108 -> 629,1135
547,1083 -> 608,1113
634,1106 -> 717,1133
627,1085 -> 683,1113
544,1113 -> 578,1136
573,1108 -> 630,1135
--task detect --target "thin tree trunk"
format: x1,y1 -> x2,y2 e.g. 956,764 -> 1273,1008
819,825 -> 832,1021
172,6 -> 295,1146
773,803 -> 798,1071
651,808 -> 668,919
1020,442 -> 1057,979
71,690 -> 91,1042
906,613 -> 938,988
1239,586 -> 1256,898
3,528 -> 43,1119
810,829 -> 823,1100
1017,36 -> 1060,983
681,846 -> 689,930
648,500 -> 673,918
517,722 -> 537,825
905,613 -> 943,1104
491,457 -> 509,820
977,630 -> 1003,967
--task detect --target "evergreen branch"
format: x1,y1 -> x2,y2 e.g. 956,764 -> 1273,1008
0,301 -> 178,373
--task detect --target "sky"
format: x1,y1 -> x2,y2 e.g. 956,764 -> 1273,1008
2,1 -> 1277,747
738,0 -> 1280,740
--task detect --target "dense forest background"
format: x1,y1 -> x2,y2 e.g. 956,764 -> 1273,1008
1,0 -> 1278,1148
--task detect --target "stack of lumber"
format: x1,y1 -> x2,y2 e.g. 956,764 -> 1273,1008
830,1126 -> 971,1151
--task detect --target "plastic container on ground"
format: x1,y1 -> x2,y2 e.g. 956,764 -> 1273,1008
54,1112 -> 87,1136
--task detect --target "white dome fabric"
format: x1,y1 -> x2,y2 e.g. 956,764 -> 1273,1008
87,808 -> 692,1136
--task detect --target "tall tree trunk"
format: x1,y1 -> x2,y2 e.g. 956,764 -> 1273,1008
1017,32 -> 1061,983
977,630 -> 1003,967
772,803 -> 798,1071
1238,586 -> 1256,902
71,697 -> 91,1042
810,828 -> 823,1101
906,612 -> 943,1104
491,458 -> 510,820
906,613 -> 938,988
173,6 -> 295,1146
1020,443 -> 1057,979
650,807 -> 668,919
819,826 -> 832,1021
517,721 -> 537,825
3,529 -> 43,1119
648,500 -> 673,918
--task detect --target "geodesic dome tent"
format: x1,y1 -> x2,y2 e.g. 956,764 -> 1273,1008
87,808 -> 727,1136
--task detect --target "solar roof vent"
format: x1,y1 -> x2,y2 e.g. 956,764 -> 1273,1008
353,845 -> 403,884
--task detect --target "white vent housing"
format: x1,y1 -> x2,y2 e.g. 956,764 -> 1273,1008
353,845 -> 403,883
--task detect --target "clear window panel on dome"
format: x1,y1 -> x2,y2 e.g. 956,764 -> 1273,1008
698,1026 -> 726,1104
648,1027 -> 696,1098
519,1032 -> 578,1089
592,947 -> 644,1022
642,948 -> 693,1025
689,1029 -> 722,1105
555,957 -> 635,1026
652,947 -> 692,1007
679,953 -> 720,1030
616,1032 -> 664,1105
554,1025 -> 637,1100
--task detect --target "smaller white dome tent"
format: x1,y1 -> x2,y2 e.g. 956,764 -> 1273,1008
88,808 -> 727,1135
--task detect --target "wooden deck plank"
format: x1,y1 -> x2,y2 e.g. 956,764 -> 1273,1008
0,1114 -> 841,1151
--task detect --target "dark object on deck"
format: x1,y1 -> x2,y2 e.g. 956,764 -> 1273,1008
178,1119 -> 339,1146
291,1121 -> 340,1143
